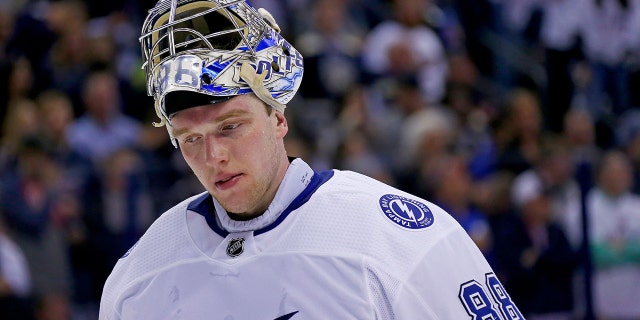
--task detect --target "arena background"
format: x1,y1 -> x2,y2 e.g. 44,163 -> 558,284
1,0 -> 639,319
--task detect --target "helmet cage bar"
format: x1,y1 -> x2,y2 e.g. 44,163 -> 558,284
141,0 -> 243,35
167,0 -> 178,57
139,2 -> 234,55
142,25 -> 249,70
140,0 -> 269,97
140,1 -> 243,68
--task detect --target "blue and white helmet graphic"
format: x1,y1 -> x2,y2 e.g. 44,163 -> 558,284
140,0 -> 304,129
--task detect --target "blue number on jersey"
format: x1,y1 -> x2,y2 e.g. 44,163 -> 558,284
458,273 -> 523,320
486,274 -> 524,319
459,280 -> 502,319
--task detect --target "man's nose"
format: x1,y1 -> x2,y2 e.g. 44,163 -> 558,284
204,136 -> 228,165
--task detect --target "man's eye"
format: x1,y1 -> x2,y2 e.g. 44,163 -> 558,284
183,136 -> 200,144
221,123 -> 240,131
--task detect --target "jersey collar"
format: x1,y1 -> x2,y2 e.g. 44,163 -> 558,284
188,158 -> 334,236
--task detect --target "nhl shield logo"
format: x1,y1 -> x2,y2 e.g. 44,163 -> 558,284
379,194 -> 434,230
226,238 -> 245,257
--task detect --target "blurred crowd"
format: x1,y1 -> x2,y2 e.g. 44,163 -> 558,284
0,0 -> 639,319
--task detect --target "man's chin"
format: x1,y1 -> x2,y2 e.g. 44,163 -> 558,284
217,199 -> 255,220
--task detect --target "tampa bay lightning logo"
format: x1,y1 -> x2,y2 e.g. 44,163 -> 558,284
379,194 -> 434,230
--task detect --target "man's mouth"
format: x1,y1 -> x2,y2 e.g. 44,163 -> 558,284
215,174 -> 242,189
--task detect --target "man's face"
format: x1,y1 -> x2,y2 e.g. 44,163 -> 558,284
170,94 -> 289,218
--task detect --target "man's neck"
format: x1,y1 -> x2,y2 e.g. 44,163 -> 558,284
227,211 -> 260,221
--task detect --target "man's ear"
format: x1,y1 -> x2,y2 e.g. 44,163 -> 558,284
274,110 -> 288,138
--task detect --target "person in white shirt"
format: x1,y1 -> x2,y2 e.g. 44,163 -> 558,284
579,0 -> 638,118
0,221 -> 31,318
99,0 -> 522,318
587,150 -> 640,319
361,0 -> 448,105
0,229 -> 31,297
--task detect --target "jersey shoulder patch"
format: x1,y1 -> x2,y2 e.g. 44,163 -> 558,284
378,194 -> 434,230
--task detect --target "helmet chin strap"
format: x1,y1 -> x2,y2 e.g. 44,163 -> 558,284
240,61 -> 286,113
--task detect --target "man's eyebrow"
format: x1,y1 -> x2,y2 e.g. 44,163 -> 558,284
172,126 -> 189,138
214,109 -> 250,123
171,109 -> 251,137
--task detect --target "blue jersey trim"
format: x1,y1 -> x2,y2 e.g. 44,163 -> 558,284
188,193 -> 228,236
255,170 -> 334,236
187,170 -> 334,237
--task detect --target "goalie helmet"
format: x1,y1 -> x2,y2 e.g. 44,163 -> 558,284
140,0 -> 304,129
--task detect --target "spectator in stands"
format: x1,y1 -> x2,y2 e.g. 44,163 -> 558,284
490,0 -> 544,91
83,147 -> 155,301
66,70 -> 142,165
37,90 -> 95,194
37,89 -> 101,315
0,99 -> 40,170
489,166 -> 577,318
588,150 -> 640,319
474,169 -> 577,317
579,0 -> 637,118
508,186 -> 577,319
539,0 -> 584,133
0,217 -> 32,319
430,154 -> 493,256
493,88 -> 545,175
562,108 -> 601,172
361,0 -> 448,104
46,0 -> 91,114
85,10 -> 152,122
445,51 -> 499,180
511,136 -> 583,248
0,135 -> 74,319
493,0 -> 540,44
472,171 -> 517,274
394,91 -> 457,195
6,57 -> 34,105
294,0 -> 365,102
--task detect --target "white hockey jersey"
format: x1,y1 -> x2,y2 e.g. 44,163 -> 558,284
100,159 -> 522,319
